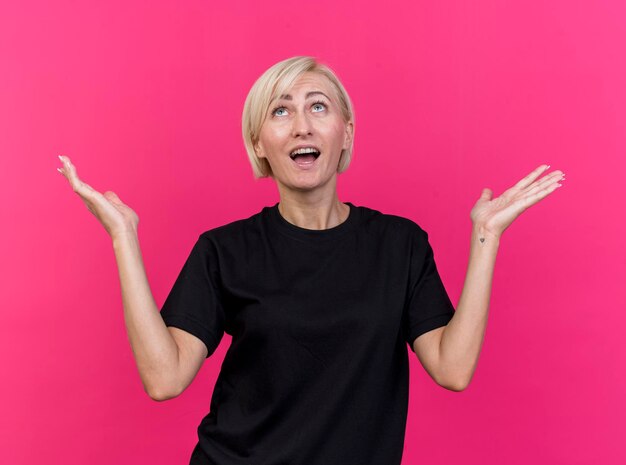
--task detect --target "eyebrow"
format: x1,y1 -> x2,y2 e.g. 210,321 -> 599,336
277,91 -> 331,101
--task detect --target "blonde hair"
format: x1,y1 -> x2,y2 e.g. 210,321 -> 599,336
242,56 -> 355,179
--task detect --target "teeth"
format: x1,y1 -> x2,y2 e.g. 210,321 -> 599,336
290,147 -> 320,156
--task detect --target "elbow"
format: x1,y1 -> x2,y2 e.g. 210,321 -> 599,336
145,382 -> 182,402
436,360 -> 475,392
440,378 -> 470,392
148,390 -> 175,402
147,387 -> 179,402
437,371 -> 472,392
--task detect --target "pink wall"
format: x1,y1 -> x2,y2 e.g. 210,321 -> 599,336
1,1 -> 624,463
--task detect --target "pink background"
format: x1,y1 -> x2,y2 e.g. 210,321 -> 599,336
1,1 -> 624,464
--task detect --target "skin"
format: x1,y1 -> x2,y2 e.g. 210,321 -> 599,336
57,156 -> 207,400
254,71 -> 354,230
414,164 -> 565,391
57,71 -> 565,396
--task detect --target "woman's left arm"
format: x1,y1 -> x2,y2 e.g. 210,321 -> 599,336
436,164 -> 565,391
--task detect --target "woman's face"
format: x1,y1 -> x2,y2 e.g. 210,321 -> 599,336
255,72 -> 353,195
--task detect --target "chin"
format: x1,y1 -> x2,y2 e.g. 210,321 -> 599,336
296,176 -> 337,192
274,177 -> 320,192
288,181 -> 322,192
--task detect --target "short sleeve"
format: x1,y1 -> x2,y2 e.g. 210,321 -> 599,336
160,234 -> 225,358
403,228 -> 456,353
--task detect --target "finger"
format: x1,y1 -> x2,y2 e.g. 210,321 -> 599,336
57,155 -> 69,177
523,173 -> 562,196
480,188 -> 493,201
520,180 -> 562,209
58,155 -> 79,187
103,191 -> 123,206
59,156 -> 98,197
514,164 -> 551,190
60,155 -> 81,185
523,171 -> 564,197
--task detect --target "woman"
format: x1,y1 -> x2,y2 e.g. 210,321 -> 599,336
58,56 -> 564,464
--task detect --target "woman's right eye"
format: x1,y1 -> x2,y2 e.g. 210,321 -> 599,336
272,107 -> 287,116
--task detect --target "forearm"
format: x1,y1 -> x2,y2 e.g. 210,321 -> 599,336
112,231 -> 180,399
438,224 -> 499,390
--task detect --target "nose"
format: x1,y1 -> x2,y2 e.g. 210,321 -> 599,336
291,109 -> 313,137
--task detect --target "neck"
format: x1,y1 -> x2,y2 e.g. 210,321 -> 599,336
277,193 -> 349,230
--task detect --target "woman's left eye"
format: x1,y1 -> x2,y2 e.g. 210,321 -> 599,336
312,101 -> 327,112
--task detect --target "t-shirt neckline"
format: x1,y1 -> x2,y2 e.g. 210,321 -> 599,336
267,201 -> 359,242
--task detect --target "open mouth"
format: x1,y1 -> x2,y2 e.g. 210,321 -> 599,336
290,148 -> 321,163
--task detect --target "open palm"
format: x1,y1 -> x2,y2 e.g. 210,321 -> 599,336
470,164 -> 565,238
57,155 -> 139,238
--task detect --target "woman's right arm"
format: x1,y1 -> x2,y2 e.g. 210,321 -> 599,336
57,155 -> 207,401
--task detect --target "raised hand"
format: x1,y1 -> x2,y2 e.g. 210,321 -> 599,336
470,164 -> 565,238
57,155 -> 139,239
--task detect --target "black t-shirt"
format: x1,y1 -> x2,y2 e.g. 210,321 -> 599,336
160,202 -> 456,465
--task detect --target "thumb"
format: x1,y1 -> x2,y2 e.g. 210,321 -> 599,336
480,188 -> 493,201
103,191 -> 123,204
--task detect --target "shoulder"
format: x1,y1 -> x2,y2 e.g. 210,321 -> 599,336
200,208 -> 263,237
356,204 -> 428,241
194,207 -> 267,253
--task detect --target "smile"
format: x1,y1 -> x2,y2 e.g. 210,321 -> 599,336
291,152 -> 319,170
289,148 -> 321,160
290,148 -> 320,170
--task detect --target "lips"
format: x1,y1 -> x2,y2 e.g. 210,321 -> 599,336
291,153 -> 318,166
289,145 -> 321,160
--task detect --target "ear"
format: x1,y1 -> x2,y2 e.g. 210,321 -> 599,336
342,121 -> 354,150
254,142 -> 265,159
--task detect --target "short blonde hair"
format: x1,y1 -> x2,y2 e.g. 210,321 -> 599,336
242,56 -> 355,179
